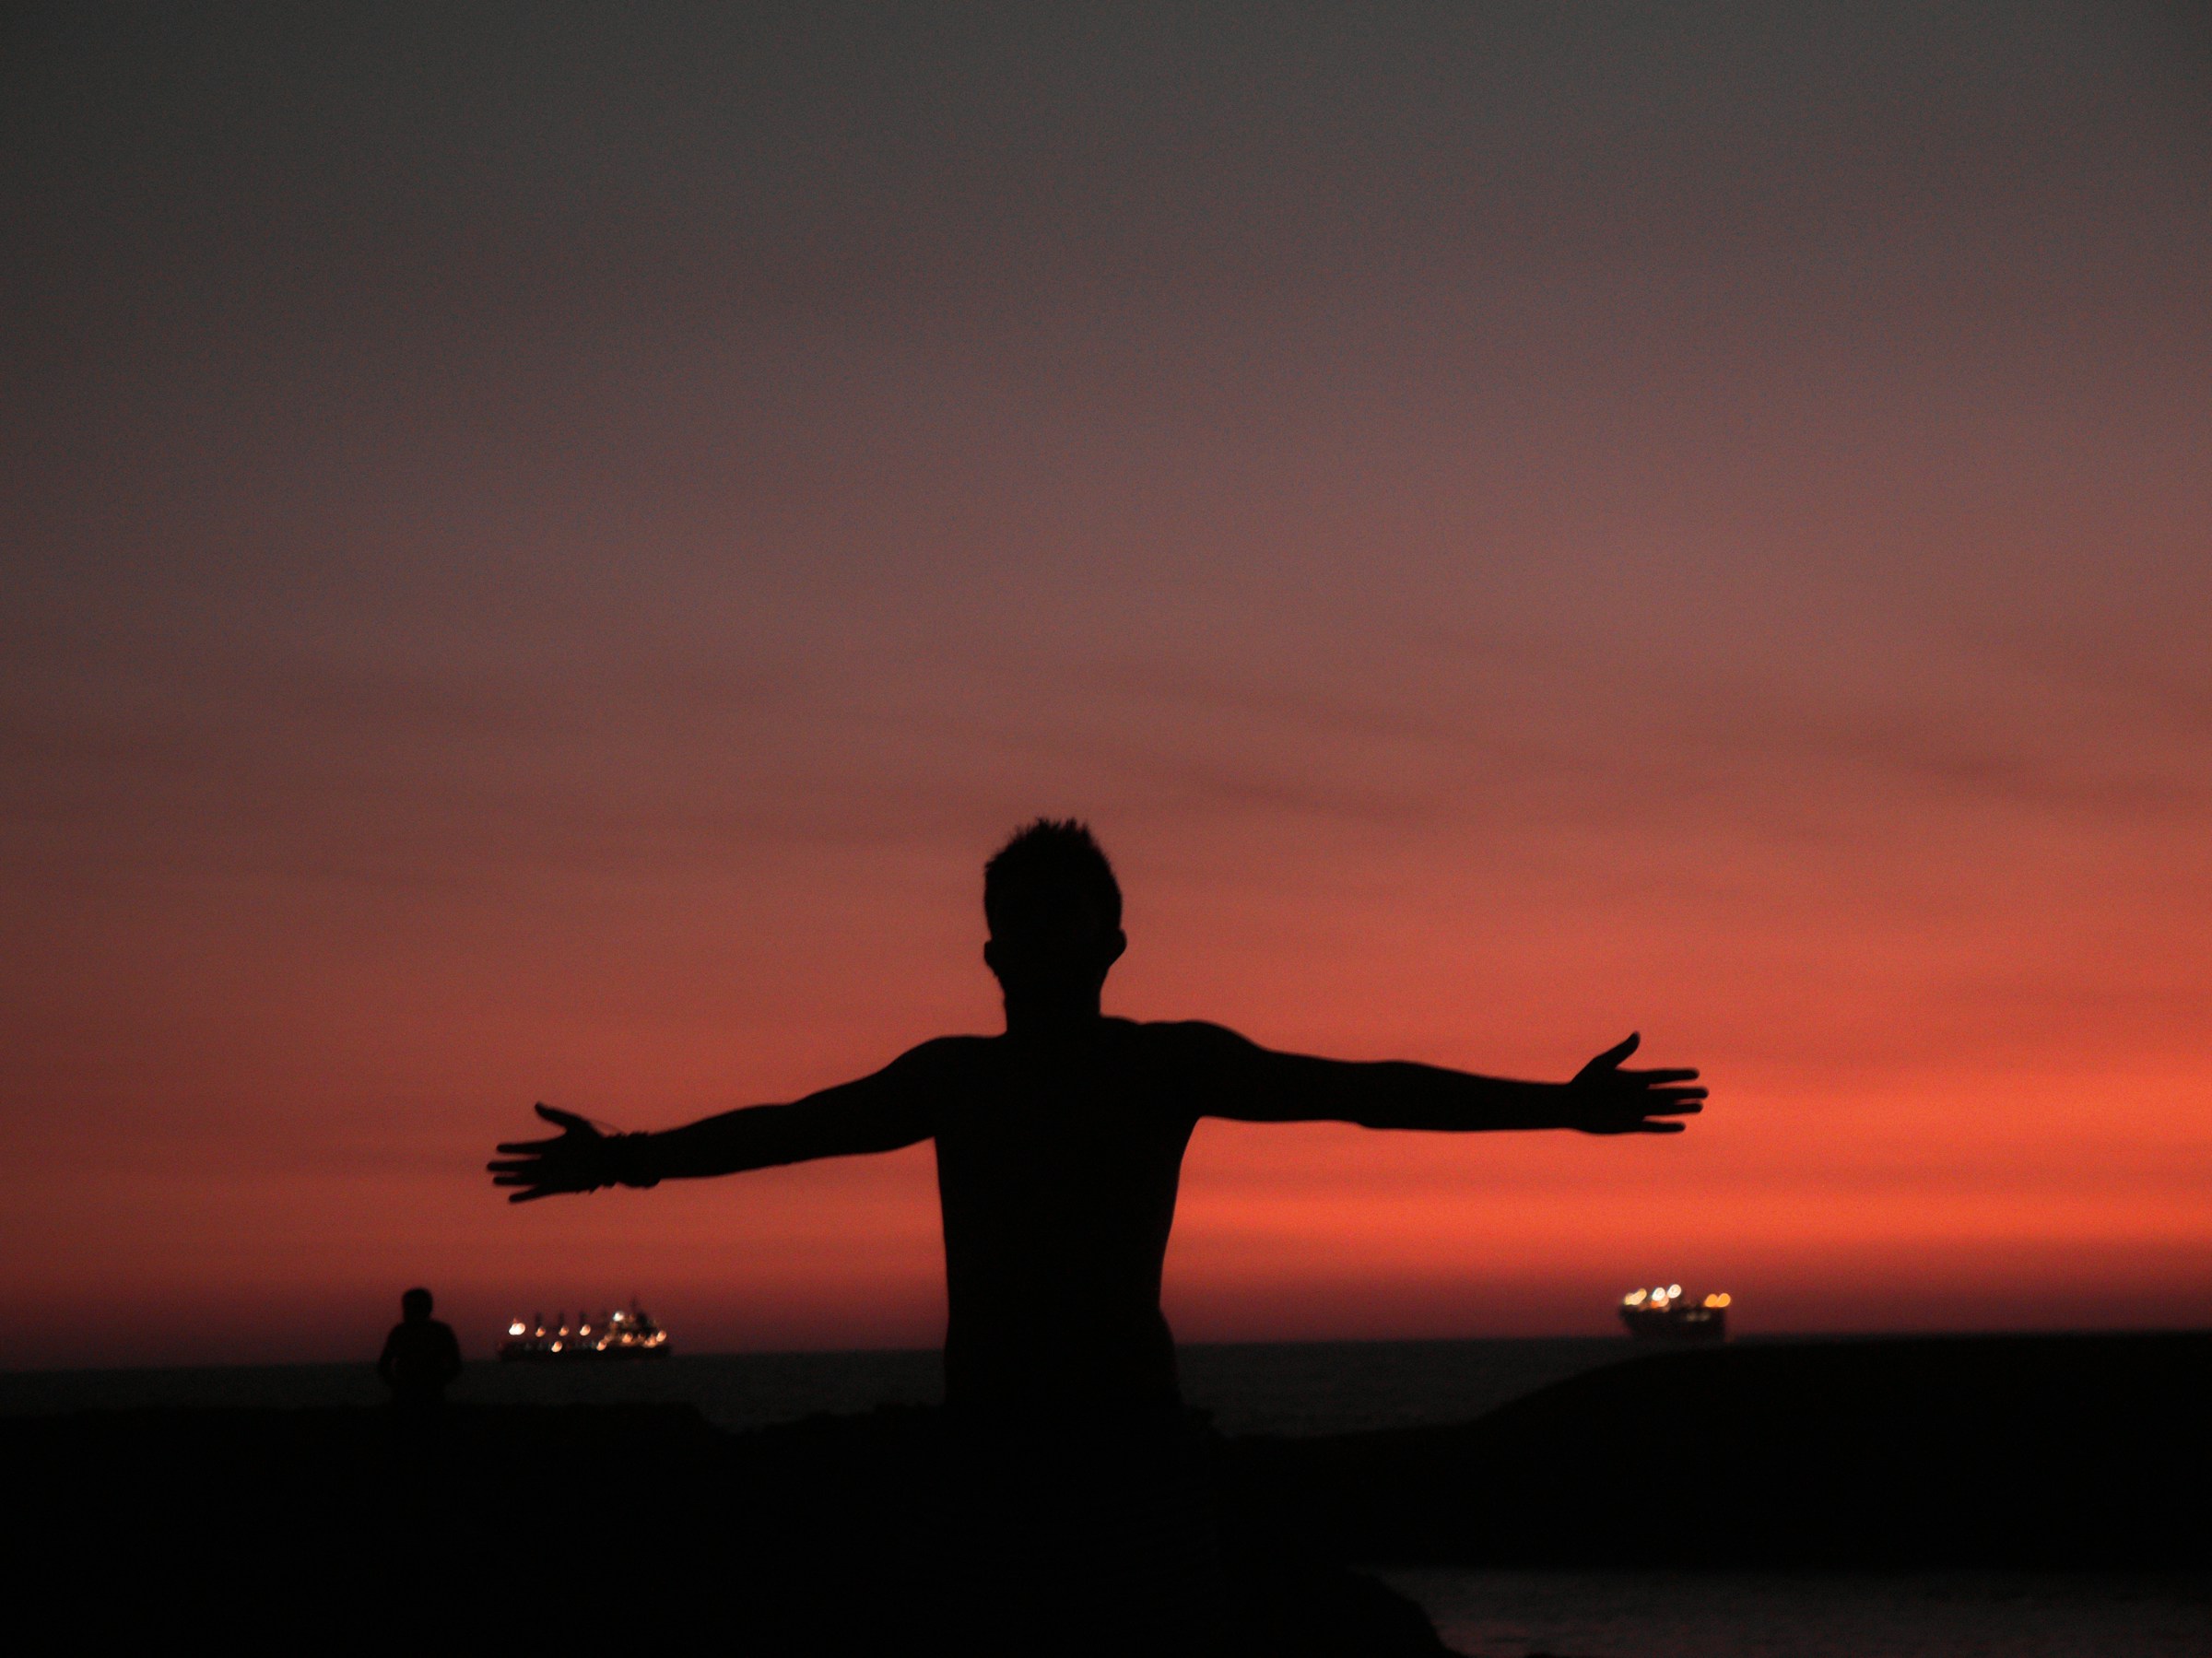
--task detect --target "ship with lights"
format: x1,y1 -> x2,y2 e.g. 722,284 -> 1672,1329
1618,1284 -> 1730,1342
498,1302 -> 670,1361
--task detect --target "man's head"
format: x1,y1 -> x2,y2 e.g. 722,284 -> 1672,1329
982,818 -> 1125,1016
401,1287 -> 434,1323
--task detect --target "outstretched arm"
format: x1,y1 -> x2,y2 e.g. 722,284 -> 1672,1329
1198,1028 -> 1704,1135
487,1040 -> 954,1203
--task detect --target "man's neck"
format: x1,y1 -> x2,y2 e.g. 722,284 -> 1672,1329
1000,992 -> 1106,1041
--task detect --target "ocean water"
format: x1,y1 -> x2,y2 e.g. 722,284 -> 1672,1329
0,1335 -> 1633,1435
1385,1567 -> 2212,1657
6,1339 -> 2206,1654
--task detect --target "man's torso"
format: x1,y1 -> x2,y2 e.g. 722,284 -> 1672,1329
924,1018 -> 1228,1411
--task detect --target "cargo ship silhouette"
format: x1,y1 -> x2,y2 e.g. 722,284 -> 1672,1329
499,1302 -> 669,1361
1619,1284 -> 1730,1342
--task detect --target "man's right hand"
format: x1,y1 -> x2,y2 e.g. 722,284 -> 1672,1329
1559,1033 -> 1706,1135
488,1104 -> 625,1202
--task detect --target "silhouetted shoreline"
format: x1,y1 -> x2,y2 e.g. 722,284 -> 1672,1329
1240,1331 -> 2212,1570
14,1334 -> 2205,1651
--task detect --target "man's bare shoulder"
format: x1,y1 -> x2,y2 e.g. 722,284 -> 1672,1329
888,1033 -> 997,1076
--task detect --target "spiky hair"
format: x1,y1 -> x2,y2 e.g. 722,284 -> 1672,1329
982,817 -> 1123,934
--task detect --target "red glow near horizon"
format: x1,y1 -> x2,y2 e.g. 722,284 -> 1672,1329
4,6 -> 2208,1367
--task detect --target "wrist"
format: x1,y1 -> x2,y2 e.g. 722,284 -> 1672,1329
1538,1078 -> 1583,1129
607,1131 -> 661,1189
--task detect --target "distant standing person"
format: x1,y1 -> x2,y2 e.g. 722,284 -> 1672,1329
378,1287 -> 463,1408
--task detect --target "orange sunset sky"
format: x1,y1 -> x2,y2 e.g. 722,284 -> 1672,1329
4,4 -> 2208,1367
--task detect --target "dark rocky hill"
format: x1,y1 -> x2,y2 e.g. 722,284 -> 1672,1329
12,1332 -> 2205,1649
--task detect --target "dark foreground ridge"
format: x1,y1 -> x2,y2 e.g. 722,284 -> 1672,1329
1243,1330 -> 2212,1569
12,1400 -> 1445,1654
14,1333 -> 2206,1649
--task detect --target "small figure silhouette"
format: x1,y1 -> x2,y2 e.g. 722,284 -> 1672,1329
377,1287 -> 463,1410
488,820 -> 1704,1646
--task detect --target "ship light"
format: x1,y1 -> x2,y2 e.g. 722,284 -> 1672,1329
1704,1292 -> 1731,1309
509,1322 -> 525,1336
549,1340 -> 562,1352
1667,1284 -> 1681,1299
1623,1289 -> 1647,1306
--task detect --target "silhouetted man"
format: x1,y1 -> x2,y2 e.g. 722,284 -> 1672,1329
488,820 -> 1703,1646
378,1287 -> 463,1410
